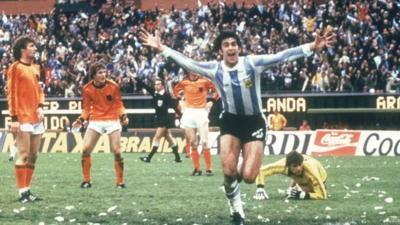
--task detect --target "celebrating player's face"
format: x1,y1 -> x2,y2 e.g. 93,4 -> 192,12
289,163 -> 304,176
93,68 -> 107,85
220,38 -> 240,68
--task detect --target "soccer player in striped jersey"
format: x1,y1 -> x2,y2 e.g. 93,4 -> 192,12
254,151 -> 327,201
72,62 -> 129,189
140,28 -> 335,225
173,72 -> 219,176
7,36 -> 45,203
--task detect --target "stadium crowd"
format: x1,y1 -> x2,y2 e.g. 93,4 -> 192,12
0,0 -> 399,97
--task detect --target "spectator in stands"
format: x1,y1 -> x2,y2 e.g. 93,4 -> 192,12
270,110 -> 287,131
0,0 -> 399,96
298,120 -> 311,131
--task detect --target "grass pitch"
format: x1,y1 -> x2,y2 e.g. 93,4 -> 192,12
0,153 -> 399,225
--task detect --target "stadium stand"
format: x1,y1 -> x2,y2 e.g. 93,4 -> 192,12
0,0 -> 399,98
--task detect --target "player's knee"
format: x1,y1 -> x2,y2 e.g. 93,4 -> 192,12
242,171 -> 257,184
81,149 -> 91,157
17,152 -> 29,163
190,142 -> 198,149
114,152 -> 122,160
28,152 -> 38,164
222,165 -> 237,178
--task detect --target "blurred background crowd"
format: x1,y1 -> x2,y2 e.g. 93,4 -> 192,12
0,0 -> 399,97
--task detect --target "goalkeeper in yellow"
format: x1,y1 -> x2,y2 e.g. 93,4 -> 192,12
254,151 -> 327,200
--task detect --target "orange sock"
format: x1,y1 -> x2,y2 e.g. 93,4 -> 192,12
114,158 -> 124,185
15,165 -> 26,189
185,141 -> 191,156
191,148 -> 201,170
203,148 -> 212,171
81,156 -> 92,182
25,163 -> 35,189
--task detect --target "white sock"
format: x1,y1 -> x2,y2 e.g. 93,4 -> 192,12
225,182 -> 245,218
19,188 -> 29,196
10,144 -> 17,158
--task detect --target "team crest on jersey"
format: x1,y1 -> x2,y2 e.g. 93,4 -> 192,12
157,100 -> 163,107
244,79 -> 253,88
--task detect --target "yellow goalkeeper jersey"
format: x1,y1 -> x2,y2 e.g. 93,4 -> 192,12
256,155 -> 327,200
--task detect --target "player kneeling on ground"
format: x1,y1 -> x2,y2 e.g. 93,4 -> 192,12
72,62 -> 129,189
254,151 -> 327,200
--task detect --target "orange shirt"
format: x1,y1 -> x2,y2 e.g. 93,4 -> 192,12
80,80 -> 126,121
358,6 -> 368,21
173,77 -> 219,108
7,61 -> 44,123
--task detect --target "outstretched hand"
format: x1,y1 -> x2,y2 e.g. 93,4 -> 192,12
139,29 -> 164,52
311,26 -> 336,51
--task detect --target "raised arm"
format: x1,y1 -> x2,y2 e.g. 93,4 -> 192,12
139,29 -> 218,78
135,78 -> 155,96
249,44 -> 313,71
249,27 -> 335,71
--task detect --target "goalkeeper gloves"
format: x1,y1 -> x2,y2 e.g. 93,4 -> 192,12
287,189 -> 310,200
253,187 -> 269,200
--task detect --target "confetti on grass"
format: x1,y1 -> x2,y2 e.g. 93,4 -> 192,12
107,205 -> 117,212
54,216 -> 64,222
65,205 -> 74,210
362,176 -> 380,181
326,215 -> 331,219
384,197 -> 394,203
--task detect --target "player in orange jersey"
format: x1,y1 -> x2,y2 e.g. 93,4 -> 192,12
173,72 -> 219,176
72,62 -> 129,189
7,36 -> 45,203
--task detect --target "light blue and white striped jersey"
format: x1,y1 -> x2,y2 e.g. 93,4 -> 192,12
162,44 -> 313,115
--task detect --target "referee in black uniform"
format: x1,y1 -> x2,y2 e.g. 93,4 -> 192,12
135,77 -> 182,163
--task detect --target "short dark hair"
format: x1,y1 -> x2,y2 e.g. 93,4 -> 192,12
155,78 -> 165,86
213,30 -> 242,52
13,36 -> 36,60
286,151 -> 304,167
89,62 -> 106,79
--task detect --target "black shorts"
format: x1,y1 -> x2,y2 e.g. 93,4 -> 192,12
219,112 -> 266,144
154,116 -> 174,128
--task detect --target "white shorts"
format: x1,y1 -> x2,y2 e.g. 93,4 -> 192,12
181,108 -> 209,129
20,122 -> 45,135
87,120 -> 121,134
